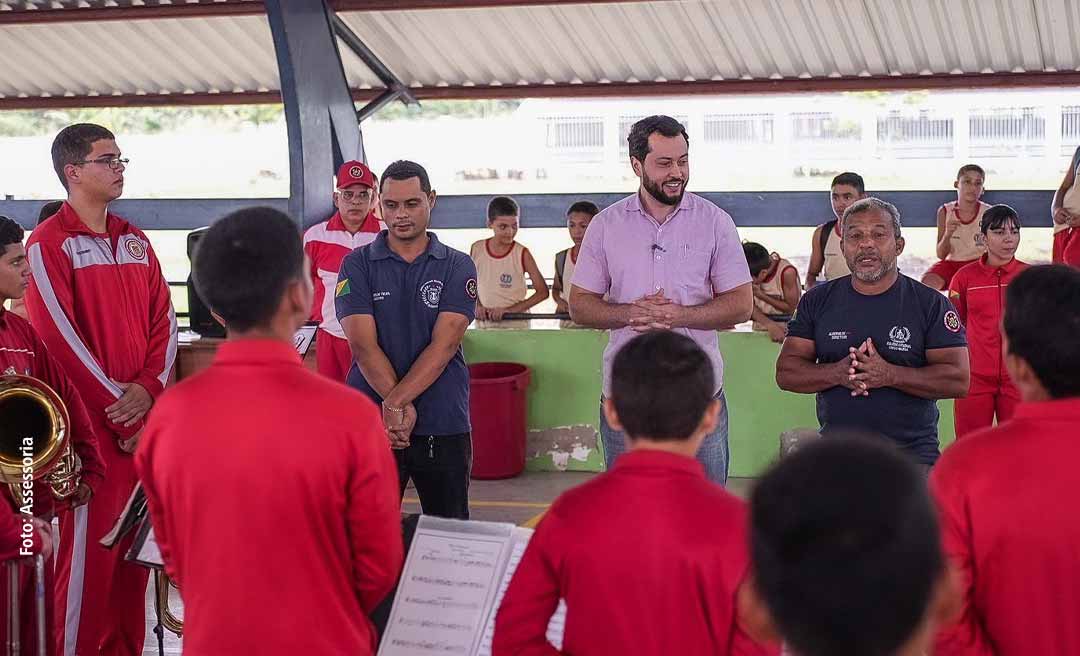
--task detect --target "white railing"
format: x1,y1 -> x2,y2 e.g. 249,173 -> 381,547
1061,105 -> 1080,157
704,113 -> 775,145
876,111 -> 954,159
969,107 -> 1046,158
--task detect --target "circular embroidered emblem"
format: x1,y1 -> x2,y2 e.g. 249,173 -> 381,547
420,279 -> 443,309
466,278 -> 478,300
349,165 -> 364,178
944,310 -> 962,333
125,238 -> 146,260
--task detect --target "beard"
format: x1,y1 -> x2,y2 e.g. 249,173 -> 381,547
847,252 -> 896,283
641,171 -> 685,207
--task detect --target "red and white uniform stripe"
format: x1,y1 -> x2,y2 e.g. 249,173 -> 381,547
303,210 -> 381,381
24,201 -> 177,656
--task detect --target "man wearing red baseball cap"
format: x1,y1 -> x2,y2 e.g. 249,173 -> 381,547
303,160 -> 384,381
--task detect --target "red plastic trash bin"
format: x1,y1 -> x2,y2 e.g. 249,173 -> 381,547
469,362 -> 531,480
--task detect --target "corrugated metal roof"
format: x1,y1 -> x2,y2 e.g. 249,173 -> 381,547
340,0 -> 1080,84
0,15 -> 287,99
2,0 -> 1079,107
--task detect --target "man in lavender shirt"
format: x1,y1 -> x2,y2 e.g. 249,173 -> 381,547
568,115 -> 753,484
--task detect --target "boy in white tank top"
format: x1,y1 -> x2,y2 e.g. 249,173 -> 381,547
469,196 -> 549,321
821,222 -> 848,281
922,164 -> 990,290
806,172 -> 863,289
744,241 -> 801,343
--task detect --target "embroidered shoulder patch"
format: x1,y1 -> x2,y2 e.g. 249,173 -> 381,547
335,279 -> 351,297
125,238 -> 146,260
944,310 -> 962,333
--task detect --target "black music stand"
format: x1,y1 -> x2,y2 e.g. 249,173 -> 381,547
151,573 -> 167,656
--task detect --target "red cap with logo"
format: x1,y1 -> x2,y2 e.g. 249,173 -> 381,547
336,160 -> 376,190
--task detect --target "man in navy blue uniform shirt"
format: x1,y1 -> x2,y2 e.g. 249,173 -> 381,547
336,160 -> 478,519
777,197 -> 970,466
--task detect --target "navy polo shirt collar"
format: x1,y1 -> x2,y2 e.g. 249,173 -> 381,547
368,230 -> 448,262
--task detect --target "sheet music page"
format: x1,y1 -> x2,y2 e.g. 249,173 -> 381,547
475,527 -> 566,656
99,482 -> 146,547
135,526 -> 164,568
293,325 -> 317,356
378,516 -> 515,656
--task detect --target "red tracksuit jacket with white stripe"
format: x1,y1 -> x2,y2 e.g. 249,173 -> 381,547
948,256 -> 1029,384
24,202 -> 177,440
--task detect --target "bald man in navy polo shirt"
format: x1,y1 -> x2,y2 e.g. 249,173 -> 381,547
337,160 -> 478,519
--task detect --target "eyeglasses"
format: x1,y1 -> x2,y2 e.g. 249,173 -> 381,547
338,189 -> 372,203
74,156 -> 129,172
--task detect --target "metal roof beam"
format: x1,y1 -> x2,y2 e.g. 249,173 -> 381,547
0,0 -> 667,24
0,91 -> 287,109
6,70 -> 1080,110
330,13 -> 417,112
330,1 -> 681,10
264,0 -> 366,229
387,71 -> 1080,97
0,1 -> 265,24
356,88 -> 402,122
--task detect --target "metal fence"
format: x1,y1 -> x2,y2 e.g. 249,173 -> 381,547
542,115 -> 605,165
703,112 -> 775,145
1062,105 -> 1080,157
789,111 -> 861,160
876,111 -> 954,159
969,107 -> 1046,158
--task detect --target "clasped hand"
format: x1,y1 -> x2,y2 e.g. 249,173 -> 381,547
105,382 -> 152,428
382,402 -> 416,450
628,290 -> 683,333
843,338 -> 895,397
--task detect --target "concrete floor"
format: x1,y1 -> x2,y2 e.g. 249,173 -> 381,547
139,472 -> 755,655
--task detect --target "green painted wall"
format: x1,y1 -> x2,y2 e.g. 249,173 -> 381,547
464,325 -> 606,473
464,324 -> 957,478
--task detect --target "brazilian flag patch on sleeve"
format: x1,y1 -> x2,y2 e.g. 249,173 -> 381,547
335,279 -> 351,297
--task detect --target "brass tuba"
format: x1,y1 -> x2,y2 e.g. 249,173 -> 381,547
155,571 -> 183,637
0,375 -> 81,656
0,375 -> 81,502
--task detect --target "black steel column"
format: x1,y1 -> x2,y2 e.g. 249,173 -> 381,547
265,0 -> 365,229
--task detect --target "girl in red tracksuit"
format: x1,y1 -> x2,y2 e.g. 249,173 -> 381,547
948,205 -> 1029,438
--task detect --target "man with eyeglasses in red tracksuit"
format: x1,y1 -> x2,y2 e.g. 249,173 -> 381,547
25,123 -> 177,656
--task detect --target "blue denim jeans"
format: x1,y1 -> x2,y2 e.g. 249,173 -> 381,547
599,391 -> 730,485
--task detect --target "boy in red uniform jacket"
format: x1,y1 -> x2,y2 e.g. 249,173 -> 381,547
741,435 -> 959,656
0,215 -> 106,656
493,331 -> 776,656
948,205 -> 1029,438
932,264 -> 1080,655
24,124 -> 177,656
136,207 -> 403,656
302,160 -> 383,381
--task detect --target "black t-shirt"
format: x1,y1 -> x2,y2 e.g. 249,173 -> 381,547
787,274 -> 967,463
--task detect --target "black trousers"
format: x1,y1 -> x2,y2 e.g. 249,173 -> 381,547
394,432 -> 471,519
